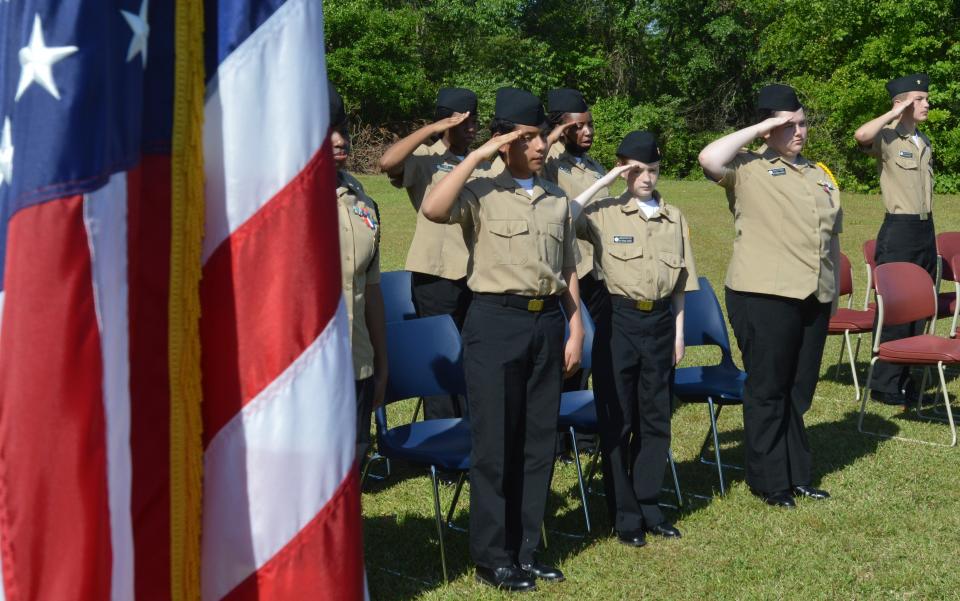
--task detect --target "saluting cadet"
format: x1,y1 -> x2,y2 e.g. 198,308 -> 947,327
543,88 -> 611,322
331,85 -> 388,459
422,87 -> 584,592
570,131 -> 698,544
853,74 -> 935,406
698,84 -> 841,508
378,88 -> 482,421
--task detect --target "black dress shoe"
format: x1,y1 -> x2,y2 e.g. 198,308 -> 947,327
646,522 -> 682,538
616,530 -> 647,547
520,561 -> 565,582
475,565 -> 537,592
751,488 -> 796,508
793,485 -> 830,500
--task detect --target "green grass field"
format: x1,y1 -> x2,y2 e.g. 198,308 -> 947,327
357,173 -> 960,600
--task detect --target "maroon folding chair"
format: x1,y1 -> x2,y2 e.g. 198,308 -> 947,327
858,262 -> 960,446
828,253 -> 875,400
936,233 -> 960,331
862,239 -> 877,311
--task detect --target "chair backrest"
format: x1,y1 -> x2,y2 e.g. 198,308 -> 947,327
380,270 -> 417,323
682,277 -> 736,367
874,262 -> 936,327
937,232 -> 960,283
382,315 -> 465,406
564,300 -> 596,372
838,252 -> 854,297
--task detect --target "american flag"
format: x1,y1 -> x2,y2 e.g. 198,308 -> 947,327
0,1 -> 364,599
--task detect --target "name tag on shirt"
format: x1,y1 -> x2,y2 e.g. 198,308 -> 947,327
437,162 -> 454,172
768,167 -> 786,176
613,235 -> 634,244
899,150 -> 914,158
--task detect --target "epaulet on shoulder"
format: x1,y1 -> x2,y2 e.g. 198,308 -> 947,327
340,170 -> 364,192
540,178 -> 565,197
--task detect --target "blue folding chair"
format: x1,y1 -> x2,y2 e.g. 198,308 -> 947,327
380,270 -> 418,323
672,277 -> 746,496
557,301 -> 682,533
367,315 -> 470,583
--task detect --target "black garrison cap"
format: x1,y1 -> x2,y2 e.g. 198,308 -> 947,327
436,87 -> 478,113
329,82 -> 347,128
547,88 -> 589,114
616,131 -> 661,163
757,83 -> 802,112
886,73 -> 929,98
494,87 -> 545,126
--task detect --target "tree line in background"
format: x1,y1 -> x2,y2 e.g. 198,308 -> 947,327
325,0 -> 960,192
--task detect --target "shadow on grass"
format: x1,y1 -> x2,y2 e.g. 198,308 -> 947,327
364,480 -> 596,600
661,407 -> 899,511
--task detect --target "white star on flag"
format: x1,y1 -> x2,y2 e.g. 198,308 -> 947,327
121,0 -> 150,68
15,14 -> 79,101
0,118 -> 12,187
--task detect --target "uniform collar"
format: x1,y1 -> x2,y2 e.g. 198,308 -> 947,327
894,120 -> 917,138
617,190 -> 675,221
429,138 -> 464,165
492,165 -> 548,201
758,144 -> 811,169
558,146 -> 599,171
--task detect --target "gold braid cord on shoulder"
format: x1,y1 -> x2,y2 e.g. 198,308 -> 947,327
170,0 -> 205,599
816,161 -> 840,190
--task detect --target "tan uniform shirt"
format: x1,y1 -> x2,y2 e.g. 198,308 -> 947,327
861,122 -> 934,215
543,143 -> 609,278
396,139 -> 490,279
447,166 -> 578,296
717,145 -> 842,303
337,171 -> 381,380
577,191 -> 699,301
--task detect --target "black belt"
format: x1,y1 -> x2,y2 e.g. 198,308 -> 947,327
884,212 -> 932,222
472,293 -> 560,312
610,294 -> 671,312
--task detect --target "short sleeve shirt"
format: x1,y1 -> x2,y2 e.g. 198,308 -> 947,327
337,171 -> 381,379
716,145 -> 842,303
543,144 -> 609,278
577,191 -> 698,301
447,166 -> 578,296
861,122 -> 934,215
401,141 -> 491,279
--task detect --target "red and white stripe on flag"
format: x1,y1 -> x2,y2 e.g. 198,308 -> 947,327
199,0 -> 366,599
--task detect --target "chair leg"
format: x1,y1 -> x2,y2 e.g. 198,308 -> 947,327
411,398 -> 423,422
667,447 -> 682,507
937,363 -> 958,447
445,472 -> 467,531
859,358 -> 956,447
707,398 -> 726,496
585,445 -> 602,495
833,333 -> 847,378
429,466 -> 449,584
569,427 -> 591,533
844,330 -> 861,401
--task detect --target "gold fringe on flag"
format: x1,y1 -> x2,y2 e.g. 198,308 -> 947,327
169,0 -> 205,599
817,161 -> 840,190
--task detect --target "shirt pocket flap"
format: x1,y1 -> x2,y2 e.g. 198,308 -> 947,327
895,157 -> 919,170
546,222 -> 564,241
488,219 -> 529,238
658,252 -> 683,268
607,245 -> 643,261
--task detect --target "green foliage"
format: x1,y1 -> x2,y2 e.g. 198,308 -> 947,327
324,0 -> 960,187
